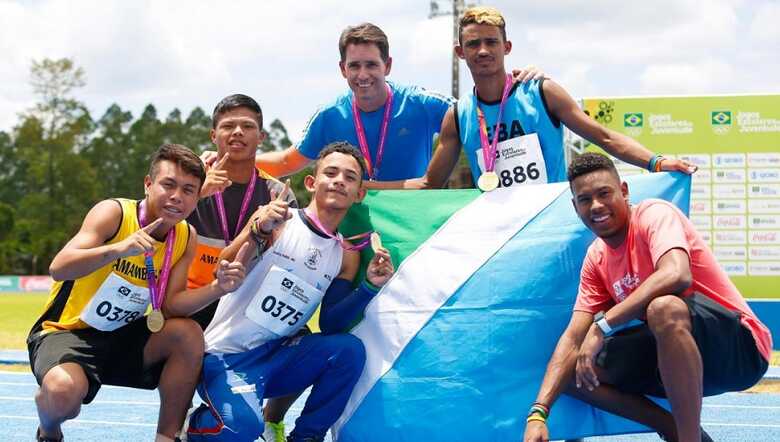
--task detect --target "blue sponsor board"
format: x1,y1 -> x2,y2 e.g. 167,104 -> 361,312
0,276 -> 20,292
748,300 -> 780,350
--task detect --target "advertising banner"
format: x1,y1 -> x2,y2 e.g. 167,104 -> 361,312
581,94 -> 780,298
0,276 -> 20,292
19,275 -> 53,292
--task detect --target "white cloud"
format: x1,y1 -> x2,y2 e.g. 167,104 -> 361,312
639,61 -> 736,95
749,2 -> 780,44
0,0 -> 778,139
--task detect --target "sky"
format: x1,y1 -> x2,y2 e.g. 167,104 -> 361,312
1,0 -> 778,143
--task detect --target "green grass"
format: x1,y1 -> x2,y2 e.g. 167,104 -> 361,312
0,292 -> 48,349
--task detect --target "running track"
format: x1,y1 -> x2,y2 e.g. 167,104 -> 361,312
2,370 -> 779,441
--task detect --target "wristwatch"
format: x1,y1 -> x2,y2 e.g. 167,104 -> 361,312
594,311 -> 613,336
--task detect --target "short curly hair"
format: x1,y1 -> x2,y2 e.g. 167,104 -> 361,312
314,141 -> 368,179
567,152 -> 620,183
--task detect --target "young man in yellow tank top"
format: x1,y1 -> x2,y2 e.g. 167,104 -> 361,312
27,144 -> 250,442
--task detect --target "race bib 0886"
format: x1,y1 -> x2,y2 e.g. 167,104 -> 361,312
476,133 -> 548,188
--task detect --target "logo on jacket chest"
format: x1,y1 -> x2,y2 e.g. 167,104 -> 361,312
304,247 -> 323,270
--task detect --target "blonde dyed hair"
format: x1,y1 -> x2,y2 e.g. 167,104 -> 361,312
458,6 -> 507,44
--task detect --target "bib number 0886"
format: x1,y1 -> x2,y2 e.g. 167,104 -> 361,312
260,295 -> 304,326
497,162 -> 540,187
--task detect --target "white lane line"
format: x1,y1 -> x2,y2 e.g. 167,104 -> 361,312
705,404 -> 780,410
0,415 -> 155,427
0,381 -> 37,386
703,422 -> 780,428
0,395 -> 157,405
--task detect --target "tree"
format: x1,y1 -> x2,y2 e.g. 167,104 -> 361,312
82,103 -> 134,197
261,118 -> 293,153
0,58 -> 302,274
11,58 -> 98,273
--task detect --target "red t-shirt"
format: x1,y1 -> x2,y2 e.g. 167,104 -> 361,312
575,199 -> 772,362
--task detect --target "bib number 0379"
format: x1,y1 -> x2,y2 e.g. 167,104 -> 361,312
259,295 -> 303,326
498,162 -> 541,188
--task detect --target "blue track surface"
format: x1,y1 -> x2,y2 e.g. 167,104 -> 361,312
2,370 -> 778,441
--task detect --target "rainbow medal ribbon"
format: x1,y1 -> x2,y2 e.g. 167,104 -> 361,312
475,74 -> 513,192
139,201 -> 176,333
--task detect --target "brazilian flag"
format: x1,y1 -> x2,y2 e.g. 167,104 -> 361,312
712,110 -> 732,125
624,112 -> 643,127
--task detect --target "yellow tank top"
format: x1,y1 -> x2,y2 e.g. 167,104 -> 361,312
35,199 -> 190,334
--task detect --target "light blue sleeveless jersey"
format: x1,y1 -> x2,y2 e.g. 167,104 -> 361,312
456,78 -> 565,185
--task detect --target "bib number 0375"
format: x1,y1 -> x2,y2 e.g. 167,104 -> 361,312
498,162 -> 541,188
259,295 -> 303,326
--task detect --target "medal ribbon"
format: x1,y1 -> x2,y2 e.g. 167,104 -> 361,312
304,209 -> 372,251
214,171 -> 257,245
352,83 -> 394,180
475,74 -> 513,173
138,200 -> 176,311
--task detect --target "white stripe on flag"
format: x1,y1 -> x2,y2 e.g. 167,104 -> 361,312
333,182 -> 569,437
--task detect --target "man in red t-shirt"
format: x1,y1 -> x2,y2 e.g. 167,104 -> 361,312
524,153 -> 771,442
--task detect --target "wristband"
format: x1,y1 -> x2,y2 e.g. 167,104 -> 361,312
526,414 -> 547,424
654,156 -> 666,172
594,311 -> 613,335
647,154 -> 665,172
528,404 -> 549,420
251,221 -> 273,238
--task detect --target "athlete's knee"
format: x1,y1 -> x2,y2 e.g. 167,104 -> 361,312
38,367 -> 87,418
162,318 -> 205,355
646,295 -> 690,336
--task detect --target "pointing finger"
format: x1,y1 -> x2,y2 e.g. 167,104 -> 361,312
276,179 -> 291,201
235,241 -> 252,266
141,217 -> 164,234
215,152 -> 230,170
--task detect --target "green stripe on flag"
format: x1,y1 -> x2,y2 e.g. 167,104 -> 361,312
341,189 -> 480,284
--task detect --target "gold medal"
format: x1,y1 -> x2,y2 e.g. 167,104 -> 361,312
370,232 -> 383,252
478,171 -> 499,192
147,309 -> 165,333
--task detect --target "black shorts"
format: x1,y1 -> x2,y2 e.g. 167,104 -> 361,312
27,319 -> 164,404
596,293 -> 768,398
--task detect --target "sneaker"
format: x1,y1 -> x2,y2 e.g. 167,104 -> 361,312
178,403 -> 210,442
286,437 -> 322,442
36,427 -> 64,442
263,421 -> 286,442
657,427 -> 714,442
